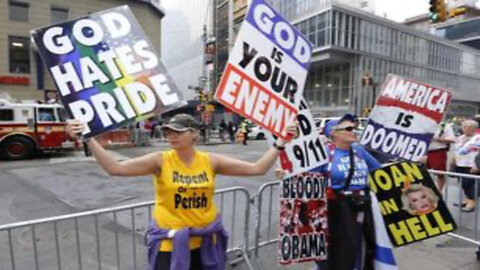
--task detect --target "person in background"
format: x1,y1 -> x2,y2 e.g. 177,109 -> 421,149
453,119 -> 480,212
67,114 -> 296,270
426,121 -> 455,193
218,119 -> 227,142
239,119 -> 249,146
227,121 -> 236,144
149,118 -> 158,139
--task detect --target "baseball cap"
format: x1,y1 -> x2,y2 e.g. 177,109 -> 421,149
162,114 -> 199,131
324,114 -> 357,138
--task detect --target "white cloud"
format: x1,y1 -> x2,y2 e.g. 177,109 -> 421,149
375,0 -> 429,22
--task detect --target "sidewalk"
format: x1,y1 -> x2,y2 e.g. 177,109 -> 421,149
228,235 -> 480,270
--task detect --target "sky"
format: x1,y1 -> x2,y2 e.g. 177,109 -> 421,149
375,0 -> 429,22
375,0 -> 480,22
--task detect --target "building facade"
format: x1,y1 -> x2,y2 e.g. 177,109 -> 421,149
161,0 -> 210,100
433,16 -> 480,50
0,0 -> 164,102
266,0 -> 480,117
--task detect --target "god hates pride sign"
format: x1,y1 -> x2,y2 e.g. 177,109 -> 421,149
360,74 -> 451,161
31,6 -> 186,138
215,0 -> 312,140
369,162 -> 456,247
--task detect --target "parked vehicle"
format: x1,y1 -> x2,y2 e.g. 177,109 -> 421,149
0,98 -> 71,160
249,125 -> 267,140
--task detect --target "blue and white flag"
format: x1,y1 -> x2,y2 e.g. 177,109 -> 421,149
371,193 -> 398,270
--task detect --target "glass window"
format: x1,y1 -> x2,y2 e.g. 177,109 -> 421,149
9,1 -> 29,22
51,7 -> 69,24
324,89 -> 331,106
0,109 -> 14,121
317,13 -> 326,30
332,88 -> 339,105
9,36 -> 30,74
57,108 -> 68,122
317,31 -> 326,47
38,108 -> 56,122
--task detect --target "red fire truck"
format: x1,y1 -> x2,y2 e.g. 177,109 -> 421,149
0,98 -> 71,160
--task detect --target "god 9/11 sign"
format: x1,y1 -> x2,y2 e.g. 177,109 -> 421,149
215,0 -> 312,140
359,74 -> 452,161
31,6 -> 186,138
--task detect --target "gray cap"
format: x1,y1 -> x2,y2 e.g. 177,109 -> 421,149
162,114 -> 199,131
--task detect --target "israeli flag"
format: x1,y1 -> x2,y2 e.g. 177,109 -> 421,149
371,193 -> 398,270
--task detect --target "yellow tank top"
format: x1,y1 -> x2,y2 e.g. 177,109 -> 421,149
153,150 -> 217,251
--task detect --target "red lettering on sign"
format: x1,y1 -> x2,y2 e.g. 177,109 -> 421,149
215,64 -> 297,140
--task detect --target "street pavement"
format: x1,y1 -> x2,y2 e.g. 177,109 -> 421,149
0,140 -> 479,269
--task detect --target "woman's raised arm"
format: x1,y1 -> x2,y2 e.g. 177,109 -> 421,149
67,120 -> 161,176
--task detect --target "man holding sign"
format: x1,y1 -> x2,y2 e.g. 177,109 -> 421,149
277,114 -> 397,269
314,115 -> 394,270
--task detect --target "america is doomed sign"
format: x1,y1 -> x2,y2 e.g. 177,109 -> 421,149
360,74 -> 451,161
31,6 -> 186,138
215,0 -> 312,140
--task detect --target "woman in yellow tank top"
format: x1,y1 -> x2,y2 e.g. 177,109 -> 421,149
67,114 -> 294,270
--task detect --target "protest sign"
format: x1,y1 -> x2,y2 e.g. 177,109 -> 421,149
267,99 -> 328,176
215,0 -> 312,140
279,171 -> 328,264
369,161 -> 456,247
359,74 -> 451,161
31,6 -> 186,138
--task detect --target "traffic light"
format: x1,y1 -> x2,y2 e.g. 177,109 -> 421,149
363,107 -> 372,117
362,75 -> 374,86
429,0 -> 447,23
199,91 -> 205,102
207,91 -> 214,101
449,6 -> 467,18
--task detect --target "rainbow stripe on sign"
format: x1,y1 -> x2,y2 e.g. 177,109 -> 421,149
31,6 -> 186,138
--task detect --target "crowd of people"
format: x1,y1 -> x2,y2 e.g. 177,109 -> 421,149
130,117 -> 250,146
67,111 -> 480,269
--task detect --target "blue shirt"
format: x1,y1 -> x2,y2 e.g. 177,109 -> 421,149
314,144 -> 381,190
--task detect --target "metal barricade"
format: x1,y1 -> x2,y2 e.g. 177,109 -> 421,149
0,187 -> 253,270
251,171 -> 480,264
251,181 -> 281,265
429,169 -> 480,259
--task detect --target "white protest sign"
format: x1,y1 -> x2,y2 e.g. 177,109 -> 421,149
215,0 -> 312,140
267,99 -> 328,177
359,74 -> 452,161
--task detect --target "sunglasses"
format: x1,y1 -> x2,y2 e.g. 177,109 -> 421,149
335,126 -> 356,132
